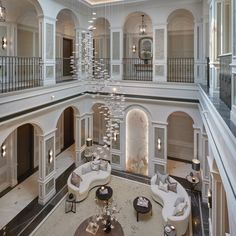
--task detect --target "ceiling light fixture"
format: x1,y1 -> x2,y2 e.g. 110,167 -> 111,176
139,14 -> 147,35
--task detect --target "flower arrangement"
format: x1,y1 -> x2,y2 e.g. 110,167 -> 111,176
95,201 -> 121,232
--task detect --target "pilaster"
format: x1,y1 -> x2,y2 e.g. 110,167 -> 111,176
38,129 -> 56,205
110,27 -> 123,80
38,16 -> 57,86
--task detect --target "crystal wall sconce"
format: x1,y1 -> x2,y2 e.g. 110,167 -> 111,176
208,189 -> 212,209
1,144 -> 6,157
2,37 -> 7,50
132,44 -> 136,53
48,149 -> 53,164
157,138 -> 161,150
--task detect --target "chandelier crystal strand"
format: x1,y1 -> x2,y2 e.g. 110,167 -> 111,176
0,0 -> 6,22
71,9 -> 126,160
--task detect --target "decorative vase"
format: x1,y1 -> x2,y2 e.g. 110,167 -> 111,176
104,219 -> 112,233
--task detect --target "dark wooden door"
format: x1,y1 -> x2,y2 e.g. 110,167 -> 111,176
17,124 -> 34,182
64,107 -> 74,149
63,38 -> 73,76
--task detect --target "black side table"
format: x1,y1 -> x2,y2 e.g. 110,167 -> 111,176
164,225 -> 176,236
96,186 -> 113,203
133,196 -> 152,222
65,193 -> 76,213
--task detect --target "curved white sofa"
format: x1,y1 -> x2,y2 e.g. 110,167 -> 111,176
151,175 -> 191,236
67,161 -> 111,202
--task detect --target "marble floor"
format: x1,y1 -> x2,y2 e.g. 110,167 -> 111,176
0,146 -> 75,230
167,158 -> 192,179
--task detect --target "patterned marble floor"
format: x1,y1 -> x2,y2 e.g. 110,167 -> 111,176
167,159 -> 192,179
0,146 -> 75,230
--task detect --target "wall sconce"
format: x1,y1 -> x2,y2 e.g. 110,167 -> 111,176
132,44 -> 136,53
1,144 -> 6,157
208,189 -> 212,209
48,149 -> 53,164
113,130 -> 119,141
157,138 -> 161,150
2,37 -> 7,50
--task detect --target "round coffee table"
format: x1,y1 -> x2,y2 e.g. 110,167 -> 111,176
74,217 -> 124,236
133,196 -> 152,222
96,186 -> 113,202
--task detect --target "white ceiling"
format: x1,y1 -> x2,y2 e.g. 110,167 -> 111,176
80,0 -> 147,6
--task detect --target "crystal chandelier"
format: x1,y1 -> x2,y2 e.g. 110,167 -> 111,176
139,14 -> 146,35
71,11 -> 125,159
0,0 -> 6,22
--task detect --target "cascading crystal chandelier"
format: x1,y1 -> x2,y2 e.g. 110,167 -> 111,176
71,11 -> 125,160
0,0 -> 6,22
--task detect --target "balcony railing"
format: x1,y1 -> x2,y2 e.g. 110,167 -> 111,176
0,56 -> 42,93
123,58 -> 152,81
167,58 -> 194,83
219,54 -> 232,108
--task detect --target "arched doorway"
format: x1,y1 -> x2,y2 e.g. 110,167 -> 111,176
167,111 -> 194,178
167,9 -> 194,82
0,123 -> 43,192
123,12 -> 153,80
55,107 -> 75,155
56,9 -> 78,81
126,108 -> 149,175
93,18 -> 110,74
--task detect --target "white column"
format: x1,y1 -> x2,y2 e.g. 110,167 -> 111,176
38,16 -> 56,86
38,130 -> 56,205
111,119 -> 123,171
75,113 -> 93,165
230,0 -> 236,126
201,133 -> 210,203
194,19 -> 205,84
150,122 -> 167,177
153,24 -> 167,82
110,27 -> 123,80
209,0 -> 220,94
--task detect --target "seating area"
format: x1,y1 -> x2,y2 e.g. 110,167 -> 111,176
150,174 -> 191,236
67,160 -> 111,202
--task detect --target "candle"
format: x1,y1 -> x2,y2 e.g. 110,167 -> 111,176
192,177 -> 196,182
101,186 -> 105,190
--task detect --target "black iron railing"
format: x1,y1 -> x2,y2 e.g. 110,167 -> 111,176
219,54 -> 232,108
123,58 -> 152,81
167,58 -> 194,83
0,56 -> 42,93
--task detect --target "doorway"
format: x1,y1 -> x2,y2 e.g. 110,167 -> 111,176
17,124 -> 34,182
63,107 -> 74,150
63,38 -> 73,76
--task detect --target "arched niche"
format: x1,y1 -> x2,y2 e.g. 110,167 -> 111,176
167,111 -> 194,162
0,122 -> 43,192
55,106 -> 78,156
167,9 -> 194,58
126,108 -> 149,176
93,18 -> 111,60
123,12 -> 153,59
56,9 -> 78,79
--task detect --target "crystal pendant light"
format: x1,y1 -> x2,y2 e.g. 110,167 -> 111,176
139,14 -> 147,35
0,0 -> 6,22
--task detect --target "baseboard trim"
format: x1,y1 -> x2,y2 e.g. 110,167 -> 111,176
168,156 -> 192,164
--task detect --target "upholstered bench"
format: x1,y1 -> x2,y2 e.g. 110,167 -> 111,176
150,175 -> 191,236
67,161 -> 111,202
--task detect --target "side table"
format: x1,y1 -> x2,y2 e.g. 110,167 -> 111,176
164,225 -> 176,236
65,193 -> 76,213
186,175 -> 199,191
